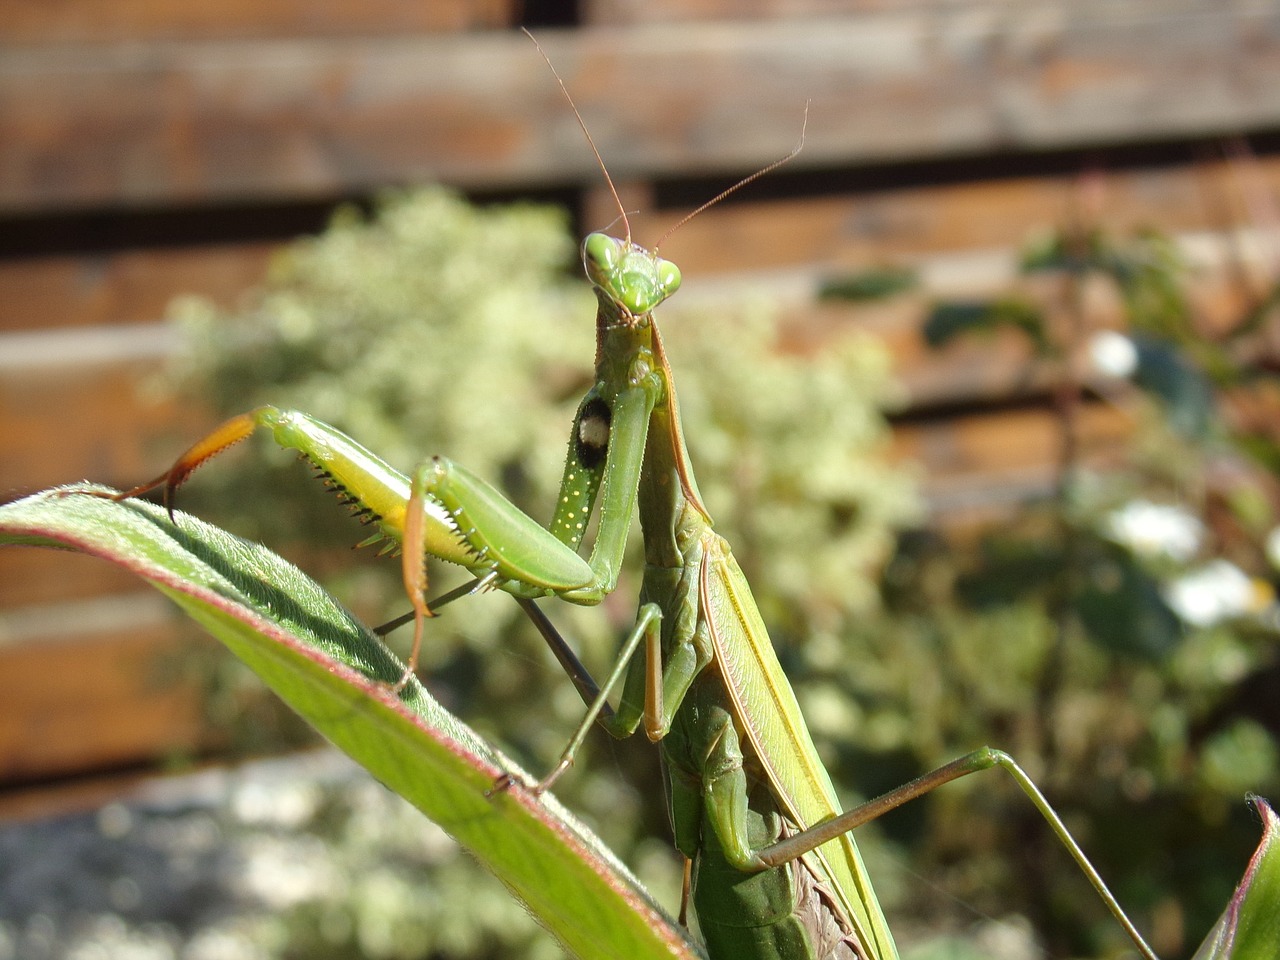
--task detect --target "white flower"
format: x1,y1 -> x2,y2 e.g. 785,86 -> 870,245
1164,560 -> 1254,627
1088,330 -> 1139,378
1103,500 -> 1203,563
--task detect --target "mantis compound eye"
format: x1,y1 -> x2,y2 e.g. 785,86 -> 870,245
582,232 -> 622,286
656,260 -> 681,298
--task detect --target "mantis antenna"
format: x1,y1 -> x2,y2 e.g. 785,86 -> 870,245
525,28 -> 808,252
523,28 -> 632,245
656,102 -> 809,253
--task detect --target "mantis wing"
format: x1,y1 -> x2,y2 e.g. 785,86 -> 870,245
700,534 -> 897,960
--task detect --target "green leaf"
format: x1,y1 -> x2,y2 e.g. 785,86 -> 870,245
1075,546 -> 1182,661
0,485 -> 703,960
1193,798 -> 1280,960
1020,229 -> 1106,274
817,266 -> 917,302
1131,336 -> 1217,439
923,298 -> 1048,353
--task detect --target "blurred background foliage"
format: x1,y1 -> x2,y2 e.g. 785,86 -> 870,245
840,217 -> 1280,959
154,187 -> 1279,959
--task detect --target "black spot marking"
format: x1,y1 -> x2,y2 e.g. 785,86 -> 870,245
576,397 -> 611,470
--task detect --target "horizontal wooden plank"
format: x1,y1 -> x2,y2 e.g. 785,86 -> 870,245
892,400 -> 1134,517
790,242 -> 1277,411
0,344 -> 205,497
0,241 -> 277,332
585,0 -> 1266,28
0,617 -> 211,783
0,243 -> 275,333
2,0 -> 514,48
0,763 -> 159,822
584,0 -> 893,24
653,155 -> 1280,278
4,7 -> 1280,213
0,546 -> 154,610
10,150 -> 1278,341
804,296 -> 1048,408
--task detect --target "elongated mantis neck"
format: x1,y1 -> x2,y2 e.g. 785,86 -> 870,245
594,288 -> 655,374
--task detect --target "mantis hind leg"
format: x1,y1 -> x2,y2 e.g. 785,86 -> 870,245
515,600 -> 664,794
504,558 -> 716,794
753,748 -> 1161,960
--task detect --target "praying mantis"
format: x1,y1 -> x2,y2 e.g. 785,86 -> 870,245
103,51 -> 1168,960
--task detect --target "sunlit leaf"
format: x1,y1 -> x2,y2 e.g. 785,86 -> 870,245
0,486 -> 702,960
1193,798 -> 1280,960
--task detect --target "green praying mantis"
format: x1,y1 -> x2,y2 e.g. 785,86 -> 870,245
103,50 -> 1167,960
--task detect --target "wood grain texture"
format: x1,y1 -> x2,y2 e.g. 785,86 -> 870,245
0,244 -> 274,332
0,620 -> 210,782
2,0 -> 514,47
4,7 -> 1280,213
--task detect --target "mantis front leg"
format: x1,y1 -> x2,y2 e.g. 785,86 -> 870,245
110,379 -> 660,687
109,231 -> 682,696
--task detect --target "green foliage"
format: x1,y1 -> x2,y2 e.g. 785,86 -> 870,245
898,223 -> 1280,958
169,190 -> 590,541
818,266 -> 918,303
923,298 -> 1050,354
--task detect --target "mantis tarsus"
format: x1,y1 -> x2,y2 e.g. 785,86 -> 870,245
107,49 -> 1165,960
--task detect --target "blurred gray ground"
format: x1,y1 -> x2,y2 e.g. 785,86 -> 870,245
0,750 -> 1046,960
0,750 -> 453,960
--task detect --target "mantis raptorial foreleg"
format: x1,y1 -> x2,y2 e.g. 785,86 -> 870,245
105,387 -> 668,688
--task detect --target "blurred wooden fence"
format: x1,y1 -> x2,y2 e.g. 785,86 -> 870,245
3,0 -> 1280,796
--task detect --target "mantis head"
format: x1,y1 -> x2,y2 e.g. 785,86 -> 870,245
582,232 -> 682,318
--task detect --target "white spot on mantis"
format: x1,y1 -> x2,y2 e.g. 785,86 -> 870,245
578,414 -> 609,454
